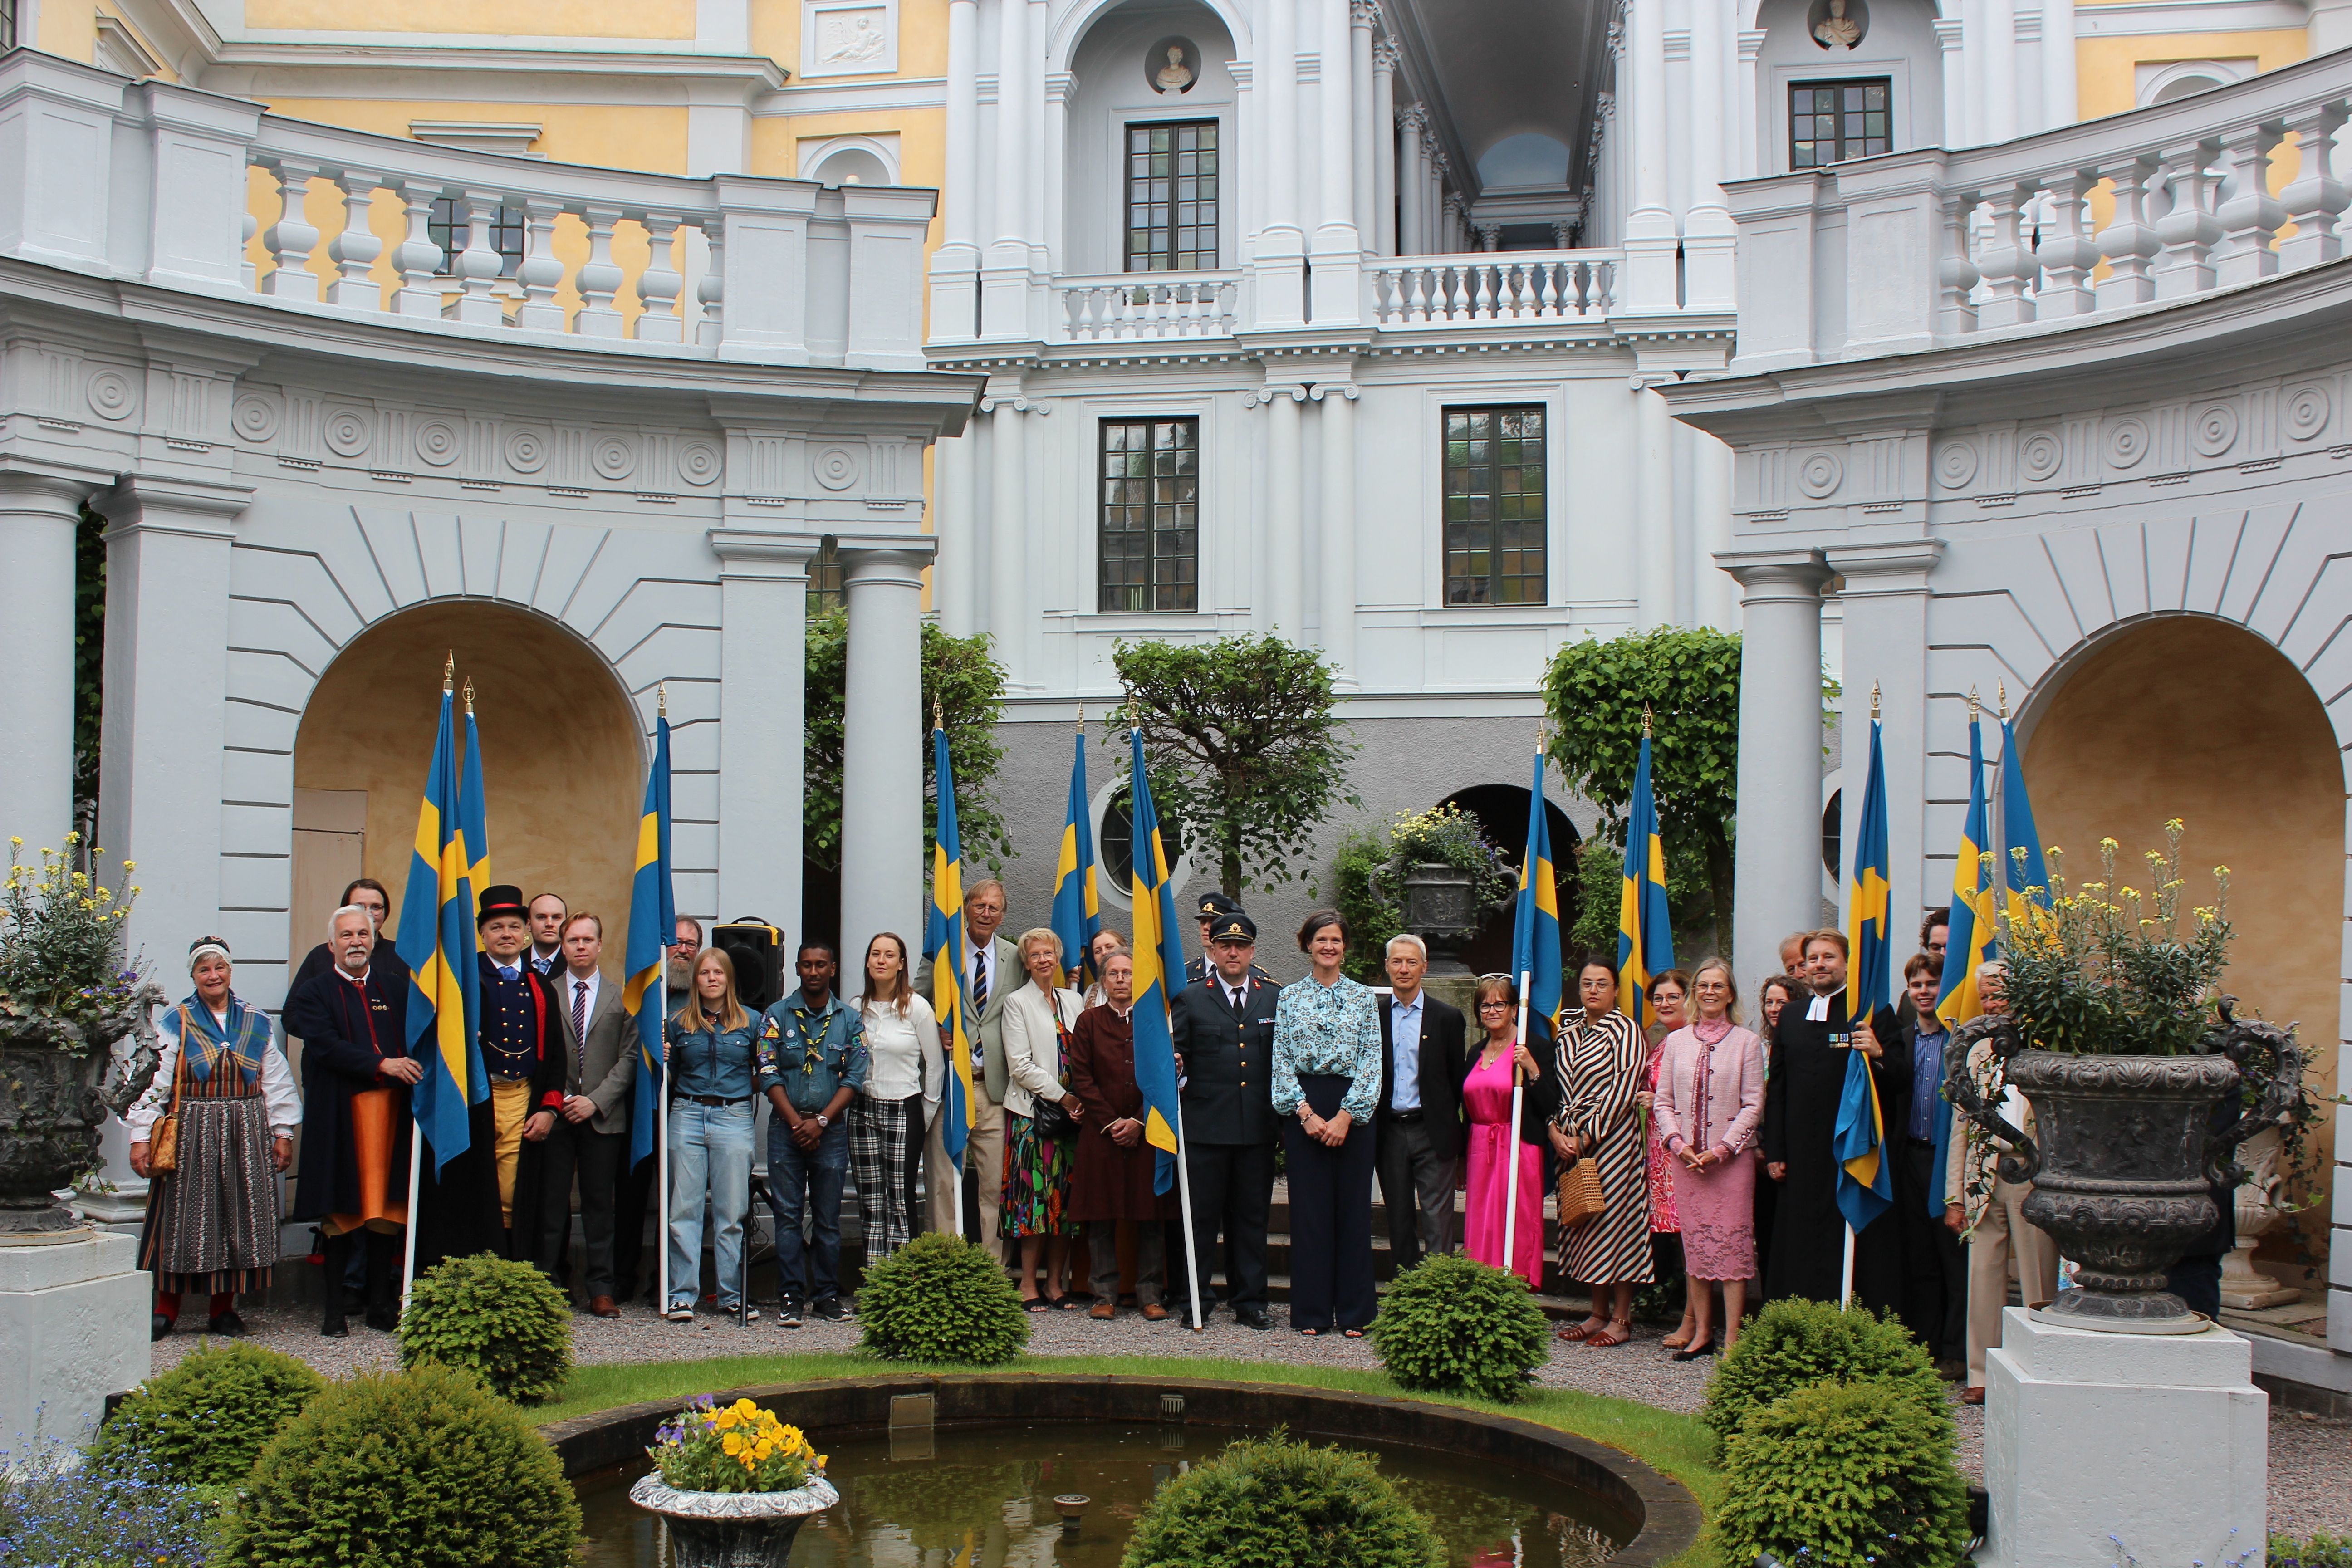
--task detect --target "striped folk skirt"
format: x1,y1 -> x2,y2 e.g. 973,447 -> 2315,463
999,1112 -> 1079,1240
140,1096 -> 280,1295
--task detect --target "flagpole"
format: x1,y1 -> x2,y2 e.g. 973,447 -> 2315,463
1841,1223 -> 1856,1311
400,1137 -> 421,1314
656,681 -> 671,1319
1502,733 -> 1544,1275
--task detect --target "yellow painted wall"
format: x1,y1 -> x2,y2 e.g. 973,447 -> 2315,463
2024,617 -> 2341,1289
2074,28 -> 2310,122
39,0 -> 180,79
754,0 -> 951,78
245,0 -> 695,37
256,98 -> 688,174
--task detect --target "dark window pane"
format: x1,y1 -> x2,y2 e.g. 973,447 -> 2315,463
427,198 -> 526,278
1442,405 -> 1546,607
1099,417 -> 1200,612
1125,119 -> 1218,271
1788,78 -> 1895,168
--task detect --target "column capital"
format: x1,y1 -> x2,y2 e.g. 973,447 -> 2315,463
0,455 -> 114,505
707,528 -> 823,579
1932,17 -> 1965,48
1373,37 -> 1400,72
1351,0 -> 1382,29
1737,28 -> 1769,58
93,472 -> 253,539
1717,546 -> 1831,599
1824,537 -> 1943,592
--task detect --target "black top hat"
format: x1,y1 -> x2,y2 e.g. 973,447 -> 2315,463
1196,891 -> 1243,922
1210,914 -> 1258,945
476,884 -> 529,926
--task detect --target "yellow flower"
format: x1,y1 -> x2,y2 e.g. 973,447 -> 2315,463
817,1455 -> 828,1469
732,1398 -> 758,1418
129,885 -> 140,896
121,860 -> 134,873
722,1432 -> 746,1455
715,1410 -> 741,1431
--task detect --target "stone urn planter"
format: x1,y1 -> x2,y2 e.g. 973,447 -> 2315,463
2216,1125 -> 2300,1309
629,1473 -> 840,1568
0,1000 -> 162,1235
1399,862 -> 1477,974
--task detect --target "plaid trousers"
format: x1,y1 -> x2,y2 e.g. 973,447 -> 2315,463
848,1092 -> 921,1263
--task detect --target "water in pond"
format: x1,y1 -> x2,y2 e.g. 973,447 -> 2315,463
578,1421 -> 1621,1567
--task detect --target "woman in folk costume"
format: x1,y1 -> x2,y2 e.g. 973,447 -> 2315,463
1548,955 -> 1654,1348
127,937 -> 301,1339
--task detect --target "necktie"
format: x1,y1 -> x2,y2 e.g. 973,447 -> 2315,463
500,964 -> 519,981
1228,985 -> 1245,1015
968,948 -> 988,1076
572,980 -> 589,1088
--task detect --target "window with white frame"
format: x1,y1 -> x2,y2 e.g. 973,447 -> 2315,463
1124,121 -> 1219,271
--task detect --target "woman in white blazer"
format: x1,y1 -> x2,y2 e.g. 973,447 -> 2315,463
1000,928 -> 1085,1308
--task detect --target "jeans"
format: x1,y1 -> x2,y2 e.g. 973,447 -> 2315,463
768,1117 -> 849,1306
666,1100 -> 753,1310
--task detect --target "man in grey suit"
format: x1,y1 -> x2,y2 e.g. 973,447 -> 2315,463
540,911 -> 637,1316
915,878 -> 1016,1261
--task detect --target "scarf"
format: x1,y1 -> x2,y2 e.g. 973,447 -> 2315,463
167,990 -> 270,1086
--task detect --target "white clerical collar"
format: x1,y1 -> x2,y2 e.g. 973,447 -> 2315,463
1805,993 -> 1831,1021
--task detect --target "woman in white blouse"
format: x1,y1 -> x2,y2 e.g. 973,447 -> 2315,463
999,928 -> 1086,1307
848,931 -> 940,1264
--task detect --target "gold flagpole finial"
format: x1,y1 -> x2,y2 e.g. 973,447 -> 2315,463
933,694 -> 945,732
1871,681 -> 1882,721
461,677 -> 476,715
1077,703 -> 1086,733
1998,681 -> 2009,720
1642,704 -> 1653,738
1968,685 -> 1980,723
442,652 -> 455,694
657,681 -> 668,719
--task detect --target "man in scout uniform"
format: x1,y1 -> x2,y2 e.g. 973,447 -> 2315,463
1171,913 -> 1284,1328
757,940 -> 869,1326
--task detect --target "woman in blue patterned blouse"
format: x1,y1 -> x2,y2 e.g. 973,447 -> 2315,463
1271,908 -> 1384,1336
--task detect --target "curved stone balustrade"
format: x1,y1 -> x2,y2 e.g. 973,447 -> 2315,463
1370,249 -> 1623,325
1054,271 -> 1240,340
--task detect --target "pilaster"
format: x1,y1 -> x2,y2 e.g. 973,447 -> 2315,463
1720,547 -> 1832,989
1312,378 -> 1359,683
709,530 -> 819,946
839,542 -> 936,987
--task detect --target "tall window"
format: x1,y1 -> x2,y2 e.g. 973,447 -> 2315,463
1125,121 -> 1219,272
428,199 -> 525,277
1443,407 -> 1546,606
1099,418 -> 1199,612
807,536 -> 843,616
1789,79 -> 1891,168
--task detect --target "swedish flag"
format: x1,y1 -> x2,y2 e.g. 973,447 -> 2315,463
1998,712 -> 2051,925
1835,706 -> 1896,1237
1617,733 -> 1674,1030
1050,729 -> 1103,992
926,723 -> 977,1171
1935,703 -> 1995,1029
624,709 -> 675,1171
456,691 -> 492,1010
1509,748 -> 1563,1036
1126,729 -> 1189,1196
393,680 -> 486,1175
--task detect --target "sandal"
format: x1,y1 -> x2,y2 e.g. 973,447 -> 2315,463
1052,1294 -> 1083,1310
1660,1329 -> 1695,1351
1341,1327 -> 1365,1339
1585,1320 -> 1633,1349
1556,1319 -> 1602,1343
1024,1297 -> 1052,1313
1297,1326 -> 1323,1337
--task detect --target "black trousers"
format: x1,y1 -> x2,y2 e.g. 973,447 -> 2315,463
611,1144 -> 662,1302
1375,1116 -> 1458,1272
1185,1138 -> 1277,1314
539,1119 -> 627,1299
2167,1254 -> 2223,1320
1896,1138 -> 1966,1360
1282,1076 -> 1377,1330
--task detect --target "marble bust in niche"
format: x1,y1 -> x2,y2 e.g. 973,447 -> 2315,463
1155,43 -> 1195,92
1812,0 -> 1865,47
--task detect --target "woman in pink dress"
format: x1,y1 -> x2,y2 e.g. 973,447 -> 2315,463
1651,958 -> 1766,1358
1460,974 -> 1556,1290
1640,970 -> 1691,1347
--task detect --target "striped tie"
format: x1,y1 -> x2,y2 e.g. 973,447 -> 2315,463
572,980 -> 589,1088
968,948 -> 988,1078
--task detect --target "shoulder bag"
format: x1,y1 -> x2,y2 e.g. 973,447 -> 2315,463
149,1018 -> 189,1174
1027,999 -> 1081,1141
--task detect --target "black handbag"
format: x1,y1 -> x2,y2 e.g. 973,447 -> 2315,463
1028,1000 -> 1081,1141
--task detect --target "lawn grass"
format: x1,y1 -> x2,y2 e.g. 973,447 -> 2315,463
539,1352 -> 1725,1567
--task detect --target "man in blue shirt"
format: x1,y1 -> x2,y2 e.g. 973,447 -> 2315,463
759,941 -> 868,1326
1895,951 -> 1965,1378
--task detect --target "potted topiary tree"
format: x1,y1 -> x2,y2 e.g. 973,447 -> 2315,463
1945,821 -> 2310,1332
632,1395 -> 838,1567
0,833 -> 163,1234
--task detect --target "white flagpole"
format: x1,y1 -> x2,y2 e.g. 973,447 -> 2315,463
1174,1101 -> 1204,1332
1501,967 -> 1532,1273
657,970 -> 670,1316
399,1133 -> 421,1315
1840,1222 -> 1856,1310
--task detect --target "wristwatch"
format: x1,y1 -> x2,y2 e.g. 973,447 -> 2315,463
814,1113 -> 830,1128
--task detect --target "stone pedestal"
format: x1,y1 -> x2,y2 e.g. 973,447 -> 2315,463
0,1231 -> 148,1446
1984,1307 -> 2265,1568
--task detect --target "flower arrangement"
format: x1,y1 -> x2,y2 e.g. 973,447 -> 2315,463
0,832 -> 146,1039
1385,805 -> 1514,903
647,1397 -> 826,1496
0,1434 -> 214,1568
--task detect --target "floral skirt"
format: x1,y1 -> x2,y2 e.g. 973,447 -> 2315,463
999,1112 -> 1079,1240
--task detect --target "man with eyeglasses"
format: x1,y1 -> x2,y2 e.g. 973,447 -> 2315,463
614,915 -> 706,1302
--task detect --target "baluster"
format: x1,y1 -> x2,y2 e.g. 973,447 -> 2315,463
696,217 -> 726,348
241,208 -> 258,293
1447,264 -> 1472,320
325,169 -> 382,309
573,204 -> 626,337
1370,267 -> 1392,324
2278,100 -> 2351,271
2212,122 -> 2287,285
1403,265 -> 1427,323
1070,286 -> 1093,339
1974,182 -> 2038,328
1178,280 -> 1204,335
514,198 -> 565,331
445,190 -> 505,326
1567,260 -> 1591,315
1147,279 -> 1170,337
1471,259 -> 1497,318
261,159 -> 321,302
1089,285 -> 1112,339
1938,194 -> 1982,336
389,180 -> 445,318
635,212 -> 686,342
2034,171 -> 2100,318
1532,260 -> 1558,319
2094,158 -> 2160,309
2152,141 -> 2224,297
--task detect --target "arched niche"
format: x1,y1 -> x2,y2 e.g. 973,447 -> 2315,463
1435,783 -> 1582,978
1752,0 -> 1943,175
1063,0 -> 1239,277
290,599 -> 644,980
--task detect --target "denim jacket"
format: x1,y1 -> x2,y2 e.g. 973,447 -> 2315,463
756,990 -> 869,1114
665,1013 -> 761,1101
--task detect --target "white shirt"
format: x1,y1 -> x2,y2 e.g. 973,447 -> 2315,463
861,993 -> 943,1107
126,1008 -> 302,1141
563,968 -> 602,1021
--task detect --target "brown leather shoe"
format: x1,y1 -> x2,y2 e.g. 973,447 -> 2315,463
589,1295 -> 621,1319
1088,1302 -> 1116,1320
1141,1303 -> 1169,1322
1960,1385 -> 1985,1406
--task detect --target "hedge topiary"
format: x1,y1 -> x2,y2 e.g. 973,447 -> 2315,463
91,1341 -> 325,1486
395,1250 -> 573,1402
1716,1378 -> 1971,1568
1700,1296 -> 1942,1455
856,1231 -> 1029,1364
209,1363 -> 583,1568
1366,1252 -> 1548,1403
1122,1431 -> 1445,1568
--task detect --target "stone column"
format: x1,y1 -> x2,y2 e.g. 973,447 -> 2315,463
1350,2 -> 1377,247
2042,0 -> 2078,129
1622,0 -> 1680,310
1826,538 -> 1942,949
1736,34 -> 1765,177
1633,381 -> 1676,629
1936,20 -> 1969,148
1983,0 -> 2019,142
1397,106 -> 1428,256
1721,549 -> 1830,990
839,545 -> 932,992
92,474 -> 252,974
1256,0 -> 1307,326
1260,384 -> 1305,637
930,0 -> 982,338
1372,39 -> 1398,255
981,0 -> 1034,338
1684,0 -> 1736,307
934,427 -> 979,637
0,466 -> 100,848
986,393 -> 1027,686
1315,382 -> 1358,681
709,531 -> 815,942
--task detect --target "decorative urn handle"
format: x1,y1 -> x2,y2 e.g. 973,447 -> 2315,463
1942,1013 -> 2039,1186
2195,995 -> 2304,1190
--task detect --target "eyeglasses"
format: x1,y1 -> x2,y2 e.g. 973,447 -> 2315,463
1476,1001 -> 1512,1013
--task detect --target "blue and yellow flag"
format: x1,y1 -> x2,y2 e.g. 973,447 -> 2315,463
1935,704 -> 1995,1028
926,723 -> 977,1172
623,709 -> 676,1171
1617,733 -> 1674,1030
456,689 -> 492,1008
1127,728 -> 1189,1196
393,681 -> 486,1175
1836,706 -> 1896,1236
1509,748 -> 1563,1036
1998,713 -> 2050,926
1050,729 -> 1103,992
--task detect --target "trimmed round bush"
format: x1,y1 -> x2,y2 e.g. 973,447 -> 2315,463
396,1250 -> 573,1402
210,1362 -> 583,1568
1717,1378 -> 1971,1568
1701,1295 -> 1942,1455
857,1231 -> 1029,1364
1122,1431 -> 1445,1568
91,1340 -> 324,1486
1366,1252 -> 1548,1402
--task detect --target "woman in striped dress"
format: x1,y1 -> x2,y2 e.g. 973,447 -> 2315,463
1548,956 -> 1653,1348
127,938 -> 300,1339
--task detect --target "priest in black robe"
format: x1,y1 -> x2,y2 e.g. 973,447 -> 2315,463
1761,930 -> 1911,1314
